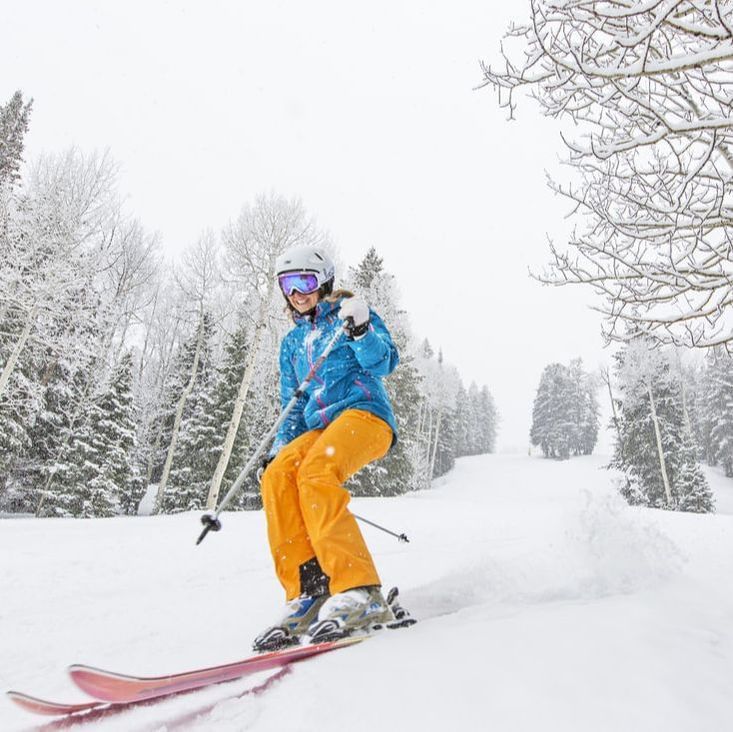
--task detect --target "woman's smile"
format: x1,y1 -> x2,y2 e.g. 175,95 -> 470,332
288,290 -> 319,313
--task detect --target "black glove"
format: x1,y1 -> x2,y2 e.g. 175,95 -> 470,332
256,455 -> 274,484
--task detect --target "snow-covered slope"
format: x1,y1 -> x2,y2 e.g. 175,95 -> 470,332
3,454 -> 733,731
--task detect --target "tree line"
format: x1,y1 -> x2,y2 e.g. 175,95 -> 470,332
0,92 -> 498,518
530,347 -> 719,515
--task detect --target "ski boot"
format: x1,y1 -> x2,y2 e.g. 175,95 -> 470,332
253,594 -> 329,652
307,585 -> 394,643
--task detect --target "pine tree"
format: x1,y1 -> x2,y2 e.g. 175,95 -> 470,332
101,352 -> 145,515
568,359 -> 599,456
674,430 -> 715,513
704,349 -> 733,475
344,247 -> 420,496
215,319 -> 274,510
531,360 -> 597,459
160,313 -> 219,512
452,382 -> 470,458
28,354 -> 94,517
0,90 -> 32,188
530,364 -> 574,459
463,382 -> 481,456
0,91 -> 36,508
611,338 -> 714,513
477,385 -> 498,454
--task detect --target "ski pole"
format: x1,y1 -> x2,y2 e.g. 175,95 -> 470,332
353,513 -> 409,543
196,326 -> 345,546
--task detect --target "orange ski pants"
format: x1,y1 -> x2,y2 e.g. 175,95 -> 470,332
261,409 -> 393,600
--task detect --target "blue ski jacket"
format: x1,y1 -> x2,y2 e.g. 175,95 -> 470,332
270,297 -> 399,456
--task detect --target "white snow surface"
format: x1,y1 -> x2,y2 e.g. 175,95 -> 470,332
4,454 -> 733,731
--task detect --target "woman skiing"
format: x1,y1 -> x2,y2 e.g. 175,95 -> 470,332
254,245 -> 399,651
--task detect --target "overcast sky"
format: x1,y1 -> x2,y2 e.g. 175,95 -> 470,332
4,1 -> 612,452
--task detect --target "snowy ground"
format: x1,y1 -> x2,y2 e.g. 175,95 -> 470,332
3,454 -> 733,732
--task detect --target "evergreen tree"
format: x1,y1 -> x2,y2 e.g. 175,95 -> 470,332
704,349 -> 733,475
0,90 -> 32,188
216,319 -> 274,510
27,354 -> 93,517
530,364 -> 574,459
160,313 -> 219,512
345,247 -> 421,496
531,360 -> 598,459
452,382 -> 470,458
102,352 -> 145,515
477,385 -> 498,454
674,430 -> 714,513
611,338 -> 714,513
0,91 -> 36,508
568,359 -> 599,456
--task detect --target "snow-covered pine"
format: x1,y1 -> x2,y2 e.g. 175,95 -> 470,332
531,364 -> 571,459
530,360 -> 599,459
0,90 -> 32,188
475,385 -> 498,456
94,351 -> 143,516
343,247 -> 423,496
0,91 -> 34,475
451,382 -> 470,458
215,320 -> 280,510
567,359 -> 598,457
610,338 -> 714,513
158,312 -> 219,513
702,349 -> 733,477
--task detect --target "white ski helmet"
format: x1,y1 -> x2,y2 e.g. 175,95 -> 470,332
275,246 -> 335,295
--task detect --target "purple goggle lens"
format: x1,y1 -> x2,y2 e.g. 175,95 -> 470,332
278,271 -> 320,296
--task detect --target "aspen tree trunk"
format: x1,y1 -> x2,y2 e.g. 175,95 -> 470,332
424,408 -> 434,489
154,316 -> 205,513
206,299 -> 270,510
142,313 -> 183,488
647,383 -> 673,506
605,373 -> 624,457
138,284 -> 161,382
428,409 -> 443,482
604,369 -> 634,496
675,354 -> 694,437
0,303 -> 37,400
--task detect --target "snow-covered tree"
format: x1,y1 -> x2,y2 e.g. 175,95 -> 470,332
102,352 -> 145,516
160,314 -> 220,513
476,385 -> 498,455
700,348 -> 733,475
154,234 -> 220,511
205,193 -> 330,509
483,1 -> 733,348
611,338 -> 714,513
531,360 -> 598,459
344,247 -> 423,496
0,90 -> 32,188
531,364 -> 574,459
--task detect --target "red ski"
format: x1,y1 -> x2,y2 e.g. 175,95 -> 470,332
6,691 -> 105,717
7,636 -> 362,718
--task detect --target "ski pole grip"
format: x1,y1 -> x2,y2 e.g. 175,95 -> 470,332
196,513 -> 222,545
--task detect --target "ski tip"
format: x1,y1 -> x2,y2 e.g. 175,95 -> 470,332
7,689 -> 104,717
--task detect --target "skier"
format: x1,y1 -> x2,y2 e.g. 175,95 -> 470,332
253,245 -> 400,651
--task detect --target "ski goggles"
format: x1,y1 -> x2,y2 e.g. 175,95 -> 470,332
278,271 -> 320,296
